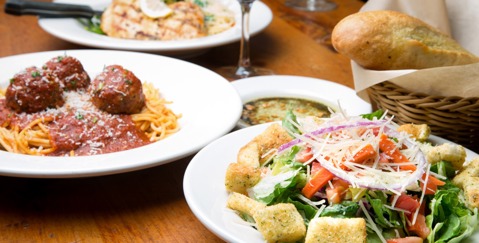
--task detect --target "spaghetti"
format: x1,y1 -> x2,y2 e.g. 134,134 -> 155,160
0,83 -> 180,156
132,82 -> 181,142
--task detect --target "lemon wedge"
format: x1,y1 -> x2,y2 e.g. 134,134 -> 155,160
140,0 -> 173,19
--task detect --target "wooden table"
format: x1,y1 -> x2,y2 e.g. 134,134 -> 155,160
0,0 -> 363,242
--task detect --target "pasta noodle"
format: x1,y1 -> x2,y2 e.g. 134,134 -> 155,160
206,13 -> 235,35
132,82 -> 181,142
0,83 -> 180,156
193,0 -> 236,35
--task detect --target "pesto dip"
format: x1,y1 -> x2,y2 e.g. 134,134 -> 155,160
241,97 -> 332,126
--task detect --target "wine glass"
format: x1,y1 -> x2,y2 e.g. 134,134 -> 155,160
285,0 -> 337,12
217,0 -> 274,80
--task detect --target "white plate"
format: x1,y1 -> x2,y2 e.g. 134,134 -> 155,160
0,50 -> 242,178
183,123 -> 479,243
38,0 -> 272,57
231,75 -> 372,127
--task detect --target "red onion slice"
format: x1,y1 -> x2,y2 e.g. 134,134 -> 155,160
278,118 -> 426,193
278,120 -> 387,153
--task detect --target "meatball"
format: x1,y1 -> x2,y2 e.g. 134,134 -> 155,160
42,55 -> 90,91
89,65 -> 145,114
6,66 -> 64,113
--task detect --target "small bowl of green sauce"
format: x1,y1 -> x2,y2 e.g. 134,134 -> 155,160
231,75 -> 371,128
239,97 -> 332,127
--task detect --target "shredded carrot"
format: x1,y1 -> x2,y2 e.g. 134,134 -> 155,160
302,165 -> 335,199
421,173 -> 446,195
379,134 -> 415,170
351,143 -> 377,163
379,134 -> 445,194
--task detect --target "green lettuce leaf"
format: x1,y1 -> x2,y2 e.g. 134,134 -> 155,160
282,110 -> 301,137
426,182 -> 478,243
78,15 -> 105,35
430,161 -> 456,179
250,147 -> 307,205
360,110 -> 384,120
287,197 -> 318,222
320,201 -> 359,218
366,192 -> 403,229
250,169 -> 302,205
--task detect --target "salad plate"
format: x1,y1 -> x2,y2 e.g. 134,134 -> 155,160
231,75 -> 372,127
183,122 -> 479,243
0,50 -> 242,178
37,0 -> 272,57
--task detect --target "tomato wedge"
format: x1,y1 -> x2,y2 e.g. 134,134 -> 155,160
325,178 -> 350,204
394,194 -> 420,215
392,194 -> 430,238
295,147 -> 313,163
407,213 -> 430,239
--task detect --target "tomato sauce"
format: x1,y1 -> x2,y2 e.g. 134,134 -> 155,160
0,94 -> 151,156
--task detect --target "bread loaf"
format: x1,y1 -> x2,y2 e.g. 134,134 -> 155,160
331,10 -> 479,70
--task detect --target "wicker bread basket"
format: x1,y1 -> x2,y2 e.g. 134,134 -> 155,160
367,81 -> 479,152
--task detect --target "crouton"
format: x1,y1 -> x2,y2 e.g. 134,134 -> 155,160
452,158 -> 479,188
253,203 -> 306,243
225,163 -> 261,194
397,124 -> 430,142
462,157 -> 479,170
426,143 -> 466,170
463,177 -> 479,209
452,158 -> 479,210
237,123 -> 292,166
226,192 -> 266,216
305,217 -> 366,243
237,141 -> 261,167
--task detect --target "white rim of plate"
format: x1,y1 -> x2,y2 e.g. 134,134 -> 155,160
37,0 -> 273,54
0,49 -> 242,178
183,123 -> 479,243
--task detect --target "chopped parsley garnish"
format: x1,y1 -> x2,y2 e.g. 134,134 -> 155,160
125,80 -> 132,85
75,113 -> 84,120
31,71 -> 41,77
57,56 -> 64,62
9,78 -> 15,84
205,14 -> 214,22
92,117 -> 98,123
194,0 -> 207,7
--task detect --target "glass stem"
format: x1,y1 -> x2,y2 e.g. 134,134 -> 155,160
307,0 -> 314,10
236,0 -> 254,74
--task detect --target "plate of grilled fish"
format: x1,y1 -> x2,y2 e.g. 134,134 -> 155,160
36,0 -> 272,56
